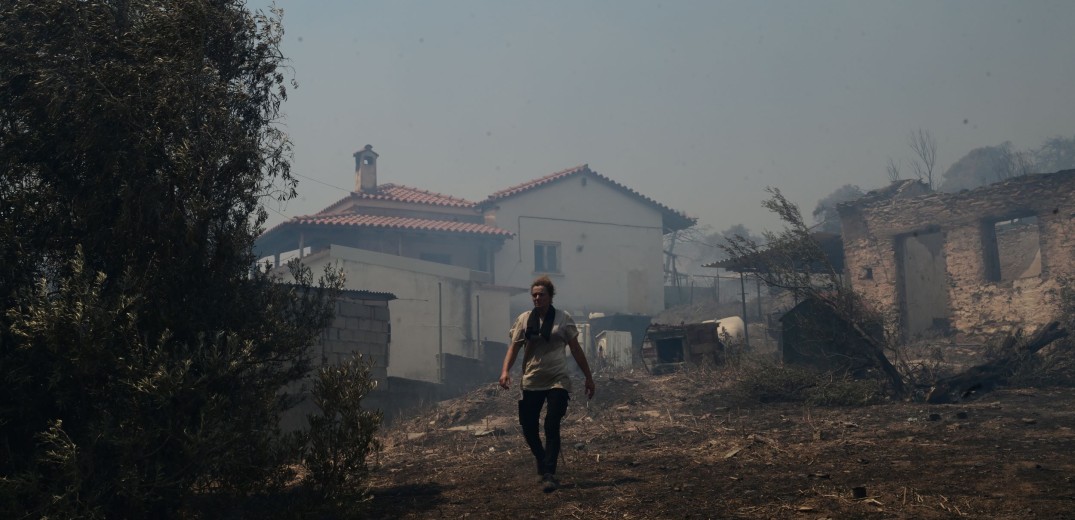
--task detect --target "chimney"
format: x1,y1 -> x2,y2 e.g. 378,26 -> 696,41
353,144 -> 379,192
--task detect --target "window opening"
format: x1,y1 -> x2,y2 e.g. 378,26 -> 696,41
420,252 -> 452,265
983,215 -> 1041,282
534,241 -> 561,273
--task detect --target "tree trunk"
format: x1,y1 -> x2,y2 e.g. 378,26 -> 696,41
926,322 -> 1068,404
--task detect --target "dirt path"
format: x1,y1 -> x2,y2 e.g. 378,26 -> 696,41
366,371 -> 1075,519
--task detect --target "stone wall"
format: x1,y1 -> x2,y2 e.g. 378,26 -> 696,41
838,170 -> 1075,339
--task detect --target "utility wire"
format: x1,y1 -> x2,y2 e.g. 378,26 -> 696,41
260,173 -> 351,222
292,172 -> 350,193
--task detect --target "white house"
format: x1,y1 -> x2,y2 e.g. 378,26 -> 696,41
480,165 -> 695,318
255,146 -> 517,383
275,244 -> 514,382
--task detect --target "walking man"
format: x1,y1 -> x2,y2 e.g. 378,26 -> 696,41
500,275 -> 595,492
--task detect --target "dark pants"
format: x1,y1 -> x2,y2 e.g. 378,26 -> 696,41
518,388 -> 569,475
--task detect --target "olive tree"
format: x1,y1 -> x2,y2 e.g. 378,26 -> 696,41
0,2 -> 353,517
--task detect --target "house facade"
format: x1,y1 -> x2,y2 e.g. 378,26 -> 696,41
279,244 -> 514,382
255,145 -> 516,383
256,148 -> 695,382
480,165 -> 696,318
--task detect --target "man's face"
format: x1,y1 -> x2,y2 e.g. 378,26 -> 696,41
531,286 -> 550,308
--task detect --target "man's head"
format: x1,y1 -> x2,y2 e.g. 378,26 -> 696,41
530,275 -> 555,309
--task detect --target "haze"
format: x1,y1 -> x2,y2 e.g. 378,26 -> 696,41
256,0 -> 1075,235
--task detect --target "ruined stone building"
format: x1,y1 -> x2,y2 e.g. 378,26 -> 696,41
837,170 -> 1075,340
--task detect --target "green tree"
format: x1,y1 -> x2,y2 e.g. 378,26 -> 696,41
0,2 -> 348,517
939,141 -> 1035,192
1034,135 -> 1075,173
811,184 -> 864,234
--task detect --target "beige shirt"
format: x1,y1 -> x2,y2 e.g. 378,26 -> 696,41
509,308 -> 579,392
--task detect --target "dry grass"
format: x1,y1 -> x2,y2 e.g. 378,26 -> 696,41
363,364 -> 1075,519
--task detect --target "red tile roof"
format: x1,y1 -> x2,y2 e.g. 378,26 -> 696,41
483,164 -> 696,232
325,183 -> 477,209
287,214 -> 512,237
486,164 -> 594,200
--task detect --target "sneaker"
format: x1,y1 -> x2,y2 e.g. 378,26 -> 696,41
541,473 -> 559,493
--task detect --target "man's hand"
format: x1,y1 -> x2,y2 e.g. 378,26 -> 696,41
584,377 -> 595,399
498,372 -> 512,390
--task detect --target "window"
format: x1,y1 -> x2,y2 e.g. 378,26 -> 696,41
419,252 -> 452,265
534,241 -> 561,273
982,215 -> 1040,282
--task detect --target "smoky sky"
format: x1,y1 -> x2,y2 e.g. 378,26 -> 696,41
256,0 -> 1075,234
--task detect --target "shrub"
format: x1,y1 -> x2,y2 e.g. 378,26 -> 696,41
303,353 -> 384,504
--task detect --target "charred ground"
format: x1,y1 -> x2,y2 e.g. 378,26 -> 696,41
364,366 -> 1075,519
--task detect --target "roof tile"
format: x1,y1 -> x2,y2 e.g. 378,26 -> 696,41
484,165 -> 696,231
325,183 -> 477,209
291,214 -> 512,237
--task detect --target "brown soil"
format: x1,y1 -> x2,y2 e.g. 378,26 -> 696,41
366,370 -> 1075,519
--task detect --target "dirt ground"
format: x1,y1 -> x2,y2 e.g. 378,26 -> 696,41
364,369 -> 1075,519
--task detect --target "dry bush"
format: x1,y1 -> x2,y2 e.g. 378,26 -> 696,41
729,357 -> 886,407
1007,340 -> 1075,388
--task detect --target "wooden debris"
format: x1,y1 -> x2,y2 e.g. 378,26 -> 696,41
927,321 -> 1068,404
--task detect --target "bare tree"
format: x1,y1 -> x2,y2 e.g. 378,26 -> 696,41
885,156 -> 902,183
907,128 -> 938,190
721,188 -> 906,396
664,225 -> 711,286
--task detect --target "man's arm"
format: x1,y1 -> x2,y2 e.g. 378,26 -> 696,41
567,336 -> 595,399
499,342 -> 522,389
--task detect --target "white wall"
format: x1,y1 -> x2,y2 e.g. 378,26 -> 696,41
281,245 -> 513,382
488,175 -> 666,317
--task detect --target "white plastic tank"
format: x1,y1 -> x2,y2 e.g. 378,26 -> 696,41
702,316 -> 745,345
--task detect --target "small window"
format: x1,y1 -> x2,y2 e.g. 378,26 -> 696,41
534,241 -> 561,273
861,267 -> 873,280
420,252 -> 452,265
983,215 -> 1040,282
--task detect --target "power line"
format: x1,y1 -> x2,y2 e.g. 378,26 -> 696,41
293,172 -> 350,193
260,173 -> 350,222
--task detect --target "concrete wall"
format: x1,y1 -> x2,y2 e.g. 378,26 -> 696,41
487,173 -> 666,317
838,170 -> 1075,338
281,244 -> 514,383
